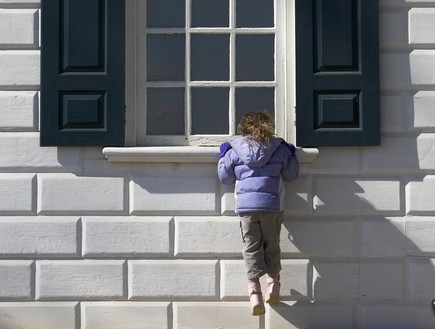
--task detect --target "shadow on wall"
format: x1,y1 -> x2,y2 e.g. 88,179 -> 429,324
274,176 -> 435,329
273,177 -> 435,329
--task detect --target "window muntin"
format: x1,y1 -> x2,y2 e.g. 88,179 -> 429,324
131,0 -> 290,146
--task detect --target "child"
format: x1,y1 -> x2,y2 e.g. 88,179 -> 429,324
217,110 -> 299,316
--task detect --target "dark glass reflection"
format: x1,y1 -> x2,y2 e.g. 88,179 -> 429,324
147,88 -> 185,135
192,0 -> 229,27
191,34 -> 229,81
192,88 -> 229,134
147,0 -> 185,27
147,34 -> 185,81
236,35 -> 274,81
235,88 -> 275,127
236,0 -> 274,28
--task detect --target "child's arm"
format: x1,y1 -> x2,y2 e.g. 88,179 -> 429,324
217,148 -> 236,185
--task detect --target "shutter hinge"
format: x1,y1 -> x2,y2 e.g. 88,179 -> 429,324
294,106 -> 296,126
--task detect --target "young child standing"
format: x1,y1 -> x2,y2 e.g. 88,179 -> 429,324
217,110 -> 299,316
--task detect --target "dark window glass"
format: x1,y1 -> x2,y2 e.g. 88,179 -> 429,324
235,88 -> 275,127
192,0 -> 229,27
147,88 -> 185,135
191,88 -> 229,134
191,34 -> 229,81
236,35 -> 274,81
147,34 -> 185,81
147,0 -> 185,27
236,0 -> 274,28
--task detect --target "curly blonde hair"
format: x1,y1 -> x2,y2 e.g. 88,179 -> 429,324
238,110 -> 275,143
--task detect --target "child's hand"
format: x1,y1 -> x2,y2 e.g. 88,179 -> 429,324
288,143 -> 296,156
218,142 -> 231,159
283,142 -> 296,156
280,140 -> 296,156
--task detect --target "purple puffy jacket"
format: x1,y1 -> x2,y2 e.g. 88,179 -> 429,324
217,136 -> 299,213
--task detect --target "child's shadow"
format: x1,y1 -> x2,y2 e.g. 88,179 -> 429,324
270,178 -> 435,329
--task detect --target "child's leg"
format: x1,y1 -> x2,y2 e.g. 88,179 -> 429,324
239,213 -> 267,280
259,211 -> 284,276
240,213 -> 266,315
260,211 -> 284,304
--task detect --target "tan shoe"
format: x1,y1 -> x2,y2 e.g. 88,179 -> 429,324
265,274 -> 280,304
264,282 -> 280,304
249,290 -> 265,316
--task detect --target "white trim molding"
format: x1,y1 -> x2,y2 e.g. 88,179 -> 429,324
102,146 -> 319,163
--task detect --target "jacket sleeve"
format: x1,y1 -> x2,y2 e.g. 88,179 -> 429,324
281,146 -> 299,182
217,150 -> 236,184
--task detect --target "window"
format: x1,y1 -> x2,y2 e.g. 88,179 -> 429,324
40,0 -> 379,148
126,0 -> 292,146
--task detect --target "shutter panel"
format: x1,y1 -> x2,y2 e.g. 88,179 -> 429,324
295,0 -> 380,147
40,0 -> 125,146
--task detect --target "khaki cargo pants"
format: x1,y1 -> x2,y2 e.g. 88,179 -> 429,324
239,211 -> 284,280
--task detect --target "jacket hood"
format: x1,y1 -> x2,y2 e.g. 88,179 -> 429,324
230,137 -> 283,168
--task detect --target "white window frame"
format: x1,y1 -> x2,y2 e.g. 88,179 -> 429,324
124,0 -> 296,147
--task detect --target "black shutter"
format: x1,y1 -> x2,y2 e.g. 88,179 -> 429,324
40,0 -> 125,146
295,0 -> 380,147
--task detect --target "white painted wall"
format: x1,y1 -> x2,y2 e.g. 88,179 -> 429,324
1,0 -> 435,328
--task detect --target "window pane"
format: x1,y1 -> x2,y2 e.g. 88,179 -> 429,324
147,0 -> 185,27
147,34 -> 185,81
192,88 -> 229,134
236,35 -> 274,81
235,88 -> 275,127
236,0 -> 274,28
147,88 -> 185,135
191,34 -> 229,81
191,0 -> 229,27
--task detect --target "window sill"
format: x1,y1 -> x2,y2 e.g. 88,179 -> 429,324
102,146 -> 319,163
